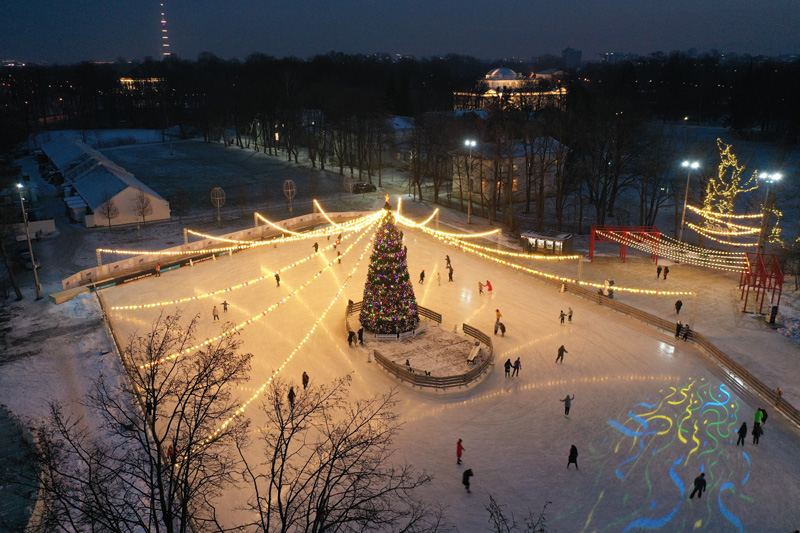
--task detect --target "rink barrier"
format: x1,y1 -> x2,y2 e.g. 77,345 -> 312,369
561,282 -> 800,427
371,323 -> 493,390
60,210 -> 370,291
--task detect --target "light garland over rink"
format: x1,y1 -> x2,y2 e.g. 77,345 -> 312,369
684,221 -> 759,237
658,233 -> 746,257
682,224 -> 760,248
396,214 -> 500,238
686,205 -> 763,219
201,224 -> 378,444
421,229 -> 695,295
110,226 -> 370,310
457,240 -> 582,261
593,230 -> 746,271
138,220 -> 377,367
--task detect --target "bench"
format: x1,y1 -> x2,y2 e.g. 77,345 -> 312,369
467,342 -> 481,365
396,362 -> 430,376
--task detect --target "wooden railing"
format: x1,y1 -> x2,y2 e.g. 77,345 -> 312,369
372,323 -> 493,390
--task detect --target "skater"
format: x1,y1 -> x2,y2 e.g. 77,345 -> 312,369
681,323 -> 691,341
689,473 -> 706,499
498,322 -> 506,337
446,255 -> 451,268
221,300 -> 229,312
675,300 -> 683,314
512,357 -> 521,377
288,386 -> 295,409
212,306 -> 220,321
555,345 -> 568,364
560,394 -> 575,416
337,251 -> 341,264
478,281 -> 484,295
485,279 -> 492,294
358,326 -> 364,345
757,407 -> 768,427
656,265 -> 662,279
675,320 -> 682,338
663,266 -> 670,280
155,263 -> 161,277
776,386 -> 783,405
754,408 -> 764,428
448,266 -> 454,282
504,358 -> 512,377
347,330 -> 356,346
456,438 -> 465,465
736,422 -> 747,446
462,469 -> 473,492
494,309 -> 502,335
337,233 -> 342,244
275,272 -> 281,287
568,307 -> 573,323
752,423 -> 763,444
559,310 -> 566,324
313,242 -> 319,252
567,445 -> 578,469
419,270 -> 425,284
437,272 -> 441,285
302,371 -> 309,390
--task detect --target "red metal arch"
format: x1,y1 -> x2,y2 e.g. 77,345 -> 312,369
590,225 -> 661,263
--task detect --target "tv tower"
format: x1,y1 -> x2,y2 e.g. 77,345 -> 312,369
160,3 -> 171,57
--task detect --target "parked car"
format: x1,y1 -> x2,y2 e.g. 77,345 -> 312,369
351,182 -> 377,193
17,247 -> 41,270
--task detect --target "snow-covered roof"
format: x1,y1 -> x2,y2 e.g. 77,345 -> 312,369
41,136 -> 103,173
485,67 -> 519,80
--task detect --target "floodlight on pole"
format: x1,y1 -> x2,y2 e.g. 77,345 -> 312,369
757,172 -> 782,254
678,161 -> 700,244
17,184 -> 42,300
465,139 -> 477,224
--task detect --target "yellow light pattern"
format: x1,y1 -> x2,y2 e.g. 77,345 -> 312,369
135,220 -> 377,367
202,225 -> 378,444
681,225 -> 759,248
396,214 -> 500,238
313,199 -> 345,230
658,234 -> 745,257
685,221 -> 759,237
686,205 -> 762,220
457,240 -> 582,261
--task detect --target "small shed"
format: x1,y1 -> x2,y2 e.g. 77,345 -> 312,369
520,230 -> 573,255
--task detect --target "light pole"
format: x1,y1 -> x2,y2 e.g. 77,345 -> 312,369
757,172 -> 782,255
464,139 -> 476,224
678,160 -> 699,244
17,184 -> 42,300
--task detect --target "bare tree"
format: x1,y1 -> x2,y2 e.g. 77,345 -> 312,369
96,189 -> 119,230
134,188 -> 154,226
27,312 -> 253,533
237,377 -> 446,533
0,204 -> 24,300
169,187 -> 190,226
486,494 -> 551,533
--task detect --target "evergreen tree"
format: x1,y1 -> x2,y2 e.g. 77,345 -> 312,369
360,202 -> 419,334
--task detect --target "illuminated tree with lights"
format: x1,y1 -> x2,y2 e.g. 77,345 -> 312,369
703,139 -> 758,215
360,202 -> 419,334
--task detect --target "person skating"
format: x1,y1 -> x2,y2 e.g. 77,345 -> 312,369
357,327 -> 364,345
567,445 -> 578,469
663,266 -> 670,280
498,322 -> 506,336
446,255 -> 451,268
657,265 -> 662,279
689,472 -> 706,499
448,266 -> 454,282
754,408 -> 764,428
485,279 -> 492,294
347,330 -> 356,346
419,270 -> 425,284
456,438 -> 465,465
560,394 -> 575,416
288,386 -> 296,409
675,320 -> 682,338
337,250 -> 341,264
568,307 -> 573,323
221,300 -> 229,312
681,323 -> 691,341
675,300 -> 683,314
478,281 -> 484,295
757,408 -> 768,431
462,469 -> 473,492
494,309 -> 502,335
275,272 -> 281,287
313,242 -> 319,252
302,371 -> 309,390
512,357 -> 521,377
212,306 -> 220,321
504,358 -> 512,377
155,263 -> 161,277
752,423 -> 763,445
556,345 -> 568,364
736,422 -> 747,446
437,272 -> 441,285
559,310 -> 566,324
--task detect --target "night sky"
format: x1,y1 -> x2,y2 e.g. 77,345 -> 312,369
3,0 -> 799,64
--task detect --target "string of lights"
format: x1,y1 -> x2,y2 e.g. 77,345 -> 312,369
684,221 -> 759,237
456,240 -> 582,260
683,224 -> 760,248
138,220 -> 377,368
397,215 -> 500,238
686,204 -> 763,220
658,234 -> 747,257
201,225 -> 378,444
394,208 -> 439,228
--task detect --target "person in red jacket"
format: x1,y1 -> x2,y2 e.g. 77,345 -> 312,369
456,439 -> 465,465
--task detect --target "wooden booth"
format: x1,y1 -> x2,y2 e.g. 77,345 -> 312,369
520,230 -> 573,255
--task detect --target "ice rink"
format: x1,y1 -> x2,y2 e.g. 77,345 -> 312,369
101,205 -> 800,532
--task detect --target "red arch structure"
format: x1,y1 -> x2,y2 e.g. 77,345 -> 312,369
590,225 -> 661,263
740,253 -> 783,315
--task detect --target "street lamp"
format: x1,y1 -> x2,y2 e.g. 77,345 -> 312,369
678,161 -> 700,244
757,172 -> 782,254
464,139 -> 477,224
17,184 -> 42,300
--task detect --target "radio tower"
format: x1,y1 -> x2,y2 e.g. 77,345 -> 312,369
160,3 -> 171,58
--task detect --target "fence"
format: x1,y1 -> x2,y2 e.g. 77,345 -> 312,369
372,322 -> 493,390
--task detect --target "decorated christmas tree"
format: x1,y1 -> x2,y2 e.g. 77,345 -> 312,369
359,201 -> 419,334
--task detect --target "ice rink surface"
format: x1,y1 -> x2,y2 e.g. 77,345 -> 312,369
101,207 -> 800,532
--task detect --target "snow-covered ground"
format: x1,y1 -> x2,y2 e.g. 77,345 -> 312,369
3,131 -> 800,531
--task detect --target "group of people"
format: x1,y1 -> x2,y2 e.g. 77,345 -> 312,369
503,357 -> 521,377
347,326 -> 365,346
675,321 -> 691,340
736,407 -> 769,446
656,265 -> 670,280
558,308 -> 573,324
